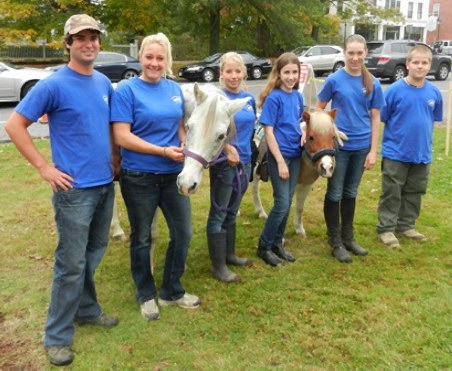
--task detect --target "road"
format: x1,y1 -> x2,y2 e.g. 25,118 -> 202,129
1,76 -> 451,142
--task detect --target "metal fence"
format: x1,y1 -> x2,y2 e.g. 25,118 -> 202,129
0,41 -> 138,61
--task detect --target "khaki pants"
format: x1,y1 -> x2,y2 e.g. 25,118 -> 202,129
377,158 -> 430,234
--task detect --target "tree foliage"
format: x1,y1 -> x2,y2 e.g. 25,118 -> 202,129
0,0 -> 403,57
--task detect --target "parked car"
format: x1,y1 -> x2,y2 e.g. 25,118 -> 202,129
294,45 -> 345,76
0,61 -> 53,103
365,40 -> 452,82
46,51 -> 141,82
178,51 -> 272,82
432,40 -> 452,56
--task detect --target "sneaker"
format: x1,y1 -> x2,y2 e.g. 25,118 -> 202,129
141,299 -> 160,320
75,313 -> 119,328
379,232 -> 400,248
46,346 -> 74,366
159,293 -> 201,309
399,229 -> 427,241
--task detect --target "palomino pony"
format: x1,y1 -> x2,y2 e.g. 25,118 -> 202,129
110,83 -> 250,243
251,109 -> 347,237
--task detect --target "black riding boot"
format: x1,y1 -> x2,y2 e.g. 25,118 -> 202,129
207,232 -> 240,283
224,224 -> 252,267
341,197 -> 368,256
271,241 -> 295,262
324,197 -> 352,263
256,239 -> 283,267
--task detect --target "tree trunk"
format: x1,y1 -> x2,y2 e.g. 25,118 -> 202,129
209,5 -> 220,54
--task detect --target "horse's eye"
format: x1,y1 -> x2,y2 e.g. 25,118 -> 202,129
217,134 -> 225,141
309,136 -> 314,141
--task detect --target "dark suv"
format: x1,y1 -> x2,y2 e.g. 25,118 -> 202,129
365,40 -> 451,82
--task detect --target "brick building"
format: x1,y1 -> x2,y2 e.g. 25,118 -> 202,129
426,0 -> 452,44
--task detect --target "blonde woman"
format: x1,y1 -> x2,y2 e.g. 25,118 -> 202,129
111,33 -> 200,321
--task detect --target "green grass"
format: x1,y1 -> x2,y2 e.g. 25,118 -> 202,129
1,129 -> 451,370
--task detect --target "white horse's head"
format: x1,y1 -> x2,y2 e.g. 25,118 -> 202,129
177,83 -> 250,195
302,110 -> 348,178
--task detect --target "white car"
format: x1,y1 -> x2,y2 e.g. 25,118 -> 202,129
295,45 -> 345,76
0,62 -> 53,103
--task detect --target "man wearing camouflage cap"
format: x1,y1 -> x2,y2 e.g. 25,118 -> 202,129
5,14 -> 119,366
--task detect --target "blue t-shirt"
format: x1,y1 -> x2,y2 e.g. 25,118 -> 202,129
110,77 -> 184,173
15,66 -> 113,188
259,88 -> 303,158
381,79 -> 442,164
318,68 -> 385,151
224,89 -> 256,165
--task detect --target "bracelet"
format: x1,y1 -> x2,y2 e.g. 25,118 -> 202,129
163,147 -> 167,157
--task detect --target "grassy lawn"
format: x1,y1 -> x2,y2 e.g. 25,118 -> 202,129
0,128 -> 451,370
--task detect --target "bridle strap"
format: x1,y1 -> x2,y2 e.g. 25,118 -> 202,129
304,139 -> 339,163
182,145 -> 225,169
210,159 -> 248,213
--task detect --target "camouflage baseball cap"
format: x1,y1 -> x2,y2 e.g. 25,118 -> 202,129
64,14 -> 101,36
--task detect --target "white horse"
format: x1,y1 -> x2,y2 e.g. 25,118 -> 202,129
251,110 -> 347,237
177,83 -> 250,195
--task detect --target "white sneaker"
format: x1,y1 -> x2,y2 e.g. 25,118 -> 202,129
159,293 -> 201,309
140,299 -> 160,320
379,232 -> 400,248
399,229 -> 427,242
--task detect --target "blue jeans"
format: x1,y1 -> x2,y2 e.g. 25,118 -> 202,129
120,169 -> 192,303
206,162 -> 251,233
44,183 -> 114,347
260,153 -> 301,248
326,148 -> 369,202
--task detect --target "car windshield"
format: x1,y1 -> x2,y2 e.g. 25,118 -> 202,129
367,43 -> 384,54
293,46 -> 310,55
203,53 -> 223,63
0,61 -> 21,69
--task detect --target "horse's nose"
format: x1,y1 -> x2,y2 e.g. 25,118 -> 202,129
188,182 -> 197,193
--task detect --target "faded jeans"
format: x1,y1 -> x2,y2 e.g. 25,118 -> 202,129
120,169 -> 192,303
259,153 -> 301,248
44,183 -> 114,347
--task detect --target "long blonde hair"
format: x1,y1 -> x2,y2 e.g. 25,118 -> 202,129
258,52 -> 300,109
139,32 -> 174,78
345,34 -> 373,96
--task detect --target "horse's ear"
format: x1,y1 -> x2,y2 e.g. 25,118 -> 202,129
328,109 -> 337,121
227,97 -> 250,116
302,111 -> 310,123
194,82 -> 208,104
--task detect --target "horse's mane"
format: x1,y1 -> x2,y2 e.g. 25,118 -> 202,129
204,89 -> 236,141
309,111 -> 334,135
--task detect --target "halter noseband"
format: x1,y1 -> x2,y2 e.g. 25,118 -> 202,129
304,140 -> 339,163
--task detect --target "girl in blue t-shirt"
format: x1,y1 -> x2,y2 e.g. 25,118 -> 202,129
206,52 -> 256,283
316,34 -> 385,263
256,52 -> 304,267
111,33 -> 201,321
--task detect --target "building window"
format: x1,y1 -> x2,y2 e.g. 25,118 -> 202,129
407,2 -> 413,19
417,3 -> 423,20
432,4 -> 440,17
385,0 -> 400,8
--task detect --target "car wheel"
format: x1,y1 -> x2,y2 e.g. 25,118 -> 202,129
20,81 -> 37,100
333,62 -> 345,72
251,67 -> 263,80
391,65 -> 407,82
202,68 -> 215,82
435,63 -> 450,81
122,69 -> 139,80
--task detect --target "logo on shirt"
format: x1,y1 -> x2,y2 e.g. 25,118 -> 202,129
246,103 -> 253,111
103,95 -> 109,105
171,96 -> 182,104
427,99 -> 436,109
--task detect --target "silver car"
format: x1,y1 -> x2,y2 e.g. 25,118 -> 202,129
0,62 -> 53,103
295,45 -> 345,76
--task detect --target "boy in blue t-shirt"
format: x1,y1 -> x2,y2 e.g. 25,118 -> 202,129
377,45 -> 443,248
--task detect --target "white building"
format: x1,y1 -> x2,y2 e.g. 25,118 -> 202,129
332,0 -> 430,42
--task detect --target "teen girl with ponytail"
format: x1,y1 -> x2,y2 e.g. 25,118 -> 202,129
315,34 -> 385,263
